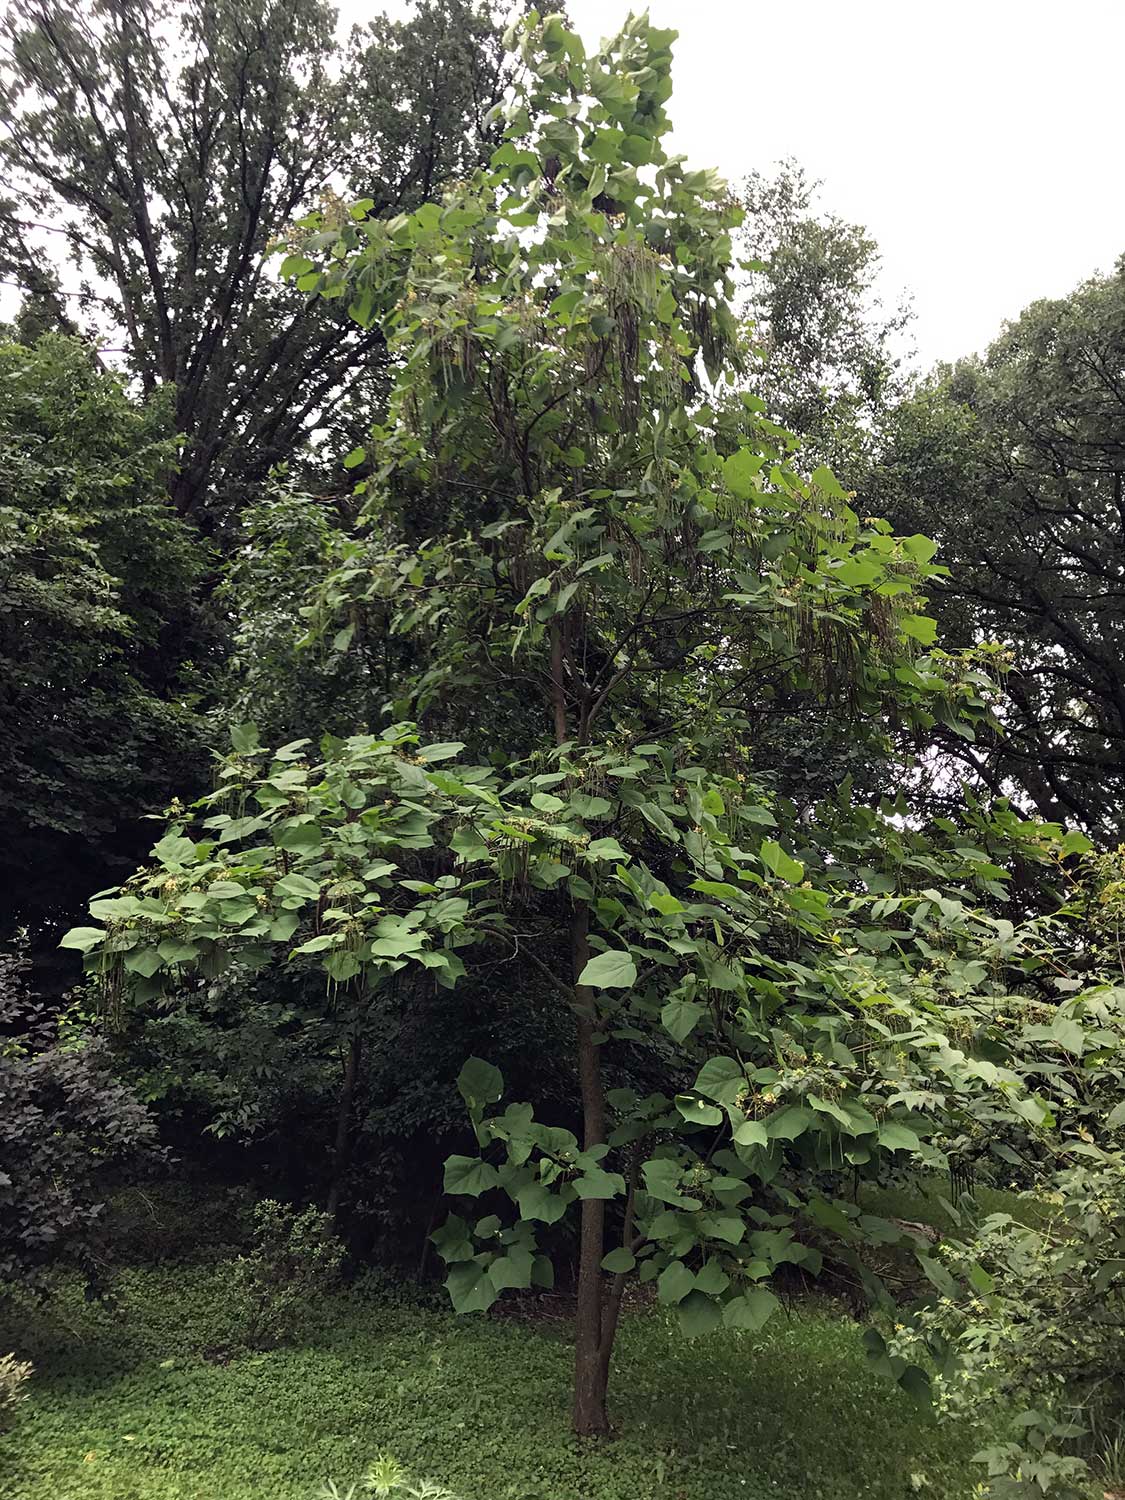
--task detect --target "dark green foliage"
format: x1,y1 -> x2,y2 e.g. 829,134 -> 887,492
218,485 -> 392,745
0,333 -> 209,945
0,1263 -> 996,1499
0,950 -> 157,1294
0,0 -> 512,521
875,260 -> 1125,834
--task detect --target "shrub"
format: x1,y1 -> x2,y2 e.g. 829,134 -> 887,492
226,1199 -> 343,1350
0,1351 -> 32,1426
0,949 -> 158,1295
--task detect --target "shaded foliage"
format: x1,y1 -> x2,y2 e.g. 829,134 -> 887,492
875,261 -> 1125,835
0,333 -> 208,947
0,949 -> 157,1293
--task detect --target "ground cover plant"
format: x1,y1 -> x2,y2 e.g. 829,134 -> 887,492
0,1262 -> 999,1500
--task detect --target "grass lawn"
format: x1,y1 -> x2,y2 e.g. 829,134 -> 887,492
0,1265 -> 997,1500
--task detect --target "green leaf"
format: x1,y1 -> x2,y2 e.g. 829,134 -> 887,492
694,1261 -> 730,1297
675,1095 -> 723,1127
722,1287 -> 780,1331
58,926 -> 107,953
901,614 -> 938,646
530,791 -> 565,813
124,949 -> 162,977
642,1159 -> 698,1209
515,1181 -> 567,1225
810,464 -> 848,500
152,834 -> 196,867
759,839 -> 804,883
601,1247 -> 635,1274
723,447 -> 764,500
1048,1016 -> 1085,1054
343,446 -> 367,469
443,1155 -> 500,1197
1060,829 -> 1094,856
586,836 -> 627,862
292,934 -> 340,954
649,890 -> 684,916
733,1119 -> 768,1148
569,792 -> 612,819
657,1260 -> 695,1305
677,1290 -> 722,1337
877,1123 -> 922,1153
89,897 -> 139,921
574,1167 -> 625,1200
967,1261 -> 995,1296
230,722 -> 260,754
417,741 -> 465,763
457,1057 -> 503,1110
489,1249 -> 534,1292
765,1105 -> 813,1141
450,826 -> 489,863
157,940 -> 199,964
325,949 -> 362,981
445,1259 -> 498,1314
695,1056 -> 745,1104
662,997 -> 704,1043
578,949 -> 637,990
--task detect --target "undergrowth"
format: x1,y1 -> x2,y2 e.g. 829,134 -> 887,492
0,1263 -> 1000,1500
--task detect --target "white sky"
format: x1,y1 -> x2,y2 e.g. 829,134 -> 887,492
561,0 -> 1125,368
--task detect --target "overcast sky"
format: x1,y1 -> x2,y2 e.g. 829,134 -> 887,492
550,0 -> 1125,370
358,0 -> 1125,369
561,1 -> 1125,370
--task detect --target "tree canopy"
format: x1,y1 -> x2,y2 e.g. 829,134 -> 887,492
0,332 -> 207,947
876,260 -> 1125,834
0,0 -> 512,522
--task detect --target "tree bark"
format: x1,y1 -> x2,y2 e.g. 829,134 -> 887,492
552,612 -> 613,1434
326,1031 -> 362,1227
571,900 -> 611,1436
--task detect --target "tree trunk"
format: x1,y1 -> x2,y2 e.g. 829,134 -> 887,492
571,901 -> 612,1436
326,1031 -> 362,1226
552,616 -> 614,1433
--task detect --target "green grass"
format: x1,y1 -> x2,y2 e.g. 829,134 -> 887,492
0,1266 -> 997,1500
858,1174 -> 1047,1236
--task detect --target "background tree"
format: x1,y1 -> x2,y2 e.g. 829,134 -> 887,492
0,333 -> 207,953
874,260 -> 1125,835
0,0 -> 513,525
738,161 -> 912,484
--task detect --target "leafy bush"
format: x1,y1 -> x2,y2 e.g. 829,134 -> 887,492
0,949 -> 157,1294
226,1199 -> 344,1350
0,1351 -> 31,1426
881,965 -> 1125,1498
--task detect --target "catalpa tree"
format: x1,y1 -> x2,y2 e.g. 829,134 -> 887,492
66,11 -> 1091,1440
